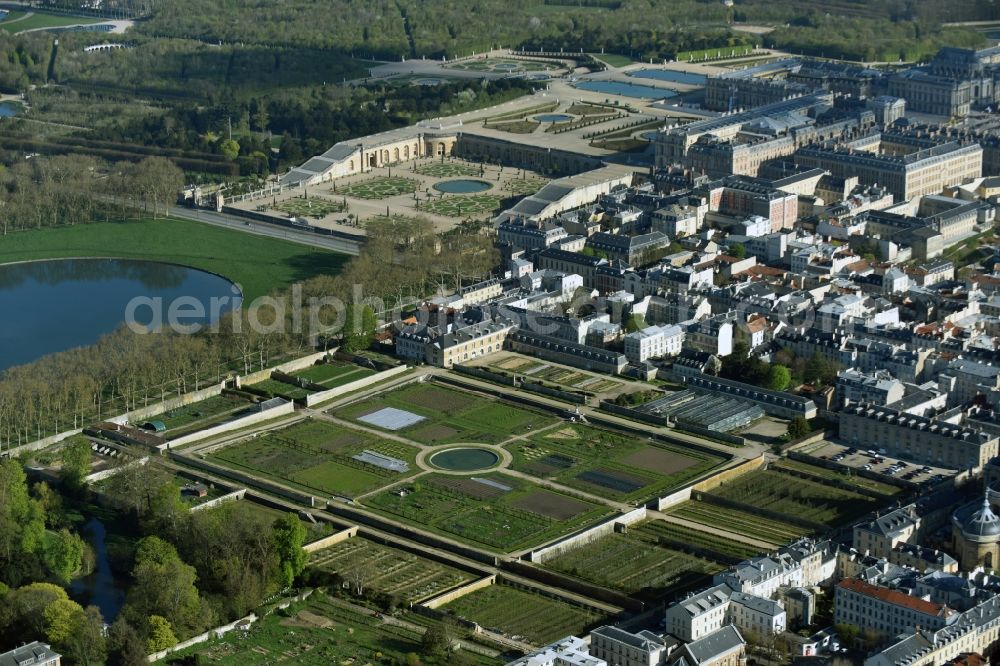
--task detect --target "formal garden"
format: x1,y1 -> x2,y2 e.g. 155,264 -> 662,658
275,195 -> 346,218
418,193 -> 503,218
339,176 -> 420,199
414,162 -> 481,177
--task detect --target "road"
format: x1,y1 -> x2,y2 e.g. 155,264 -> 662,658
168,205 -> 362,256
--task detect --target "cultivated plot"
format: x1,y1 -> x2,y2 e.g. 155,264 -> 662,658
442,583 -> 604,646
308,537 -> 474,603
209,418 -> 419,497
364,472 -> 609,551
508,424 -> 724,501
544,522 -> 724,598
708,467 -> 884,528
665,500 -> 807,545
334,382 -> 556,445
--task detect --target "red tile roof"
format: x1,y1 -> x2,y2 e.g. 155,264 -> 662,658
837,579 -> 952,617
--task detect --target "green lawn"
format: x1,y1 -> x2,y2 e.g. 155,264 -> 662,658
592,53 -> 635,67
293,362 -> 376,387
0,218 -> 349,301
0,11 -> 101,33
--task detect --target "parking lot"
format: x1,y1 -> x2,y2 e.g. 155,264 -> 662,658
805,441 -> 957,487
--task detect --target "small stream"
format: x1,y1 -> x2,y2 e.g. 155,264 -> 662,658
70,518 -> 126,621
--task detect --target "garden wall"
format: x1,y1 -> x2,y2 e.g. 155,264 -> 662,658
501,560 -> 641,612
304,365 -> 411,407
527,507 -> 647,564
190,489 -> 247,512
112,382 -> 226,426
691,454 -> 765,493
170,452 -> 318,507
421,575 -> 497,609
303,526 -> 360,553
166,399 -> 295,449
237,351 -> 329,387
84,456 -> 148,485
146,613 -> 258,662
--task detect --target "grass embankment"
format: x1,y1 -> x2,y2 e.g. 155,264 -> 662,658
0,218 -> 349,301
0,11 -> 102,33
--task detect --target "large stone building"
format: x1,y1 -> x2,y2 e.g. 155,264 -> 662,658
0,643 -> 61,666
889,46 -> 1000,117
838,403 -> 999,470
952,493 -> 1000,570
794,135 -> 983,201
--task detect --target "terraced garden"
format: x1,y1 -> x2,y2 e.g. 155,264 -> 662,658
773,458 -> 906,497
419,193 -> 503,218
442,584 -> 604,646
334,382 -> 557,445
507,423 -> 724,501
340,176 -> 419,199
707,468 -> 883,527
209,418 -> 419,498
365,472 -> 609,551
633,520 -> 763,561
666,500 -> 807,544
308,538 -> 474,603
544,527 -> 723,598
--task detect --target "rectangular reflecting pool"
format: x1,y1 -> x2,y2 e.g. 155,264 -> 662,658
629,69 -> 707,86
574,80 -> 677,99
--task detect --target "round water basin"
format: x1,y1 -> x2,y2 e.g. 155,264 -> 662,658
433,179 -> 492,194
534,113 -> 573,123
429,448 -> 500,472
494,62 -> 520,70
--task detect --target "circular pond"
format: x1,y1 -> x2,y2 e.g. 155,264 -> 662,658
535,113 -> 573,123
494,62 -> 519,70
430,448 -> 500,471
433,179 -> 492,194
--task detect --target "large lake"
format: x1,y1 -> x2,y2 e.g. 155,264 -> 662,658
0,258 -> 241,372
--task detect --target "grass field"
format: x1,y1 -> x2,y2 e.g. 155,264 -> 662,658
292,362 -> 376,388
334,382 -> 556,445
591,53 -> 636,67
340,176 -> 419,199
419,194 -> 503,218
0,11 -> 102,33
210,418 -> 419,498
308,537 -> 474,603
442,584 -> 604,645
169,590 -> 494,665
708,468 -> 883,527
250,378 -> 316,400
544,522 -> 723,598
666,500 -> 807,544
507,423 -> 724,501
0,218 -> 349,301
365,472 -> 609,551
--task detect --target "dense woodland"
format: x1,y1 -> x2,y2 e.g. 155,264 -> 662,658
0,453 -> 309,664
